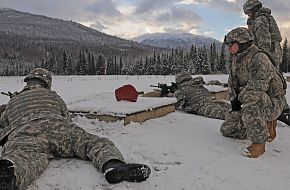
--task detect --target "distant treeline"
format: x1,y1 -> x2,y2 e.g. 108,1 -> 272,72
1,39 -> 289,76
0,41 -> 229,76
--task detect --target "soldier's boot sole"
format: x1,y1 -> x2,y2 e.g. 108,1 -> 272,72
105,164 -> 151,184
0,159 -> 17,190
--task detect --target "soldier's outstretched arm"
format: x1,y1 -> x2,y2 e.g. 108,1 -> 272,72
0,104 -> 6,116
174,89 -> 186,108
54,92 -> 72,121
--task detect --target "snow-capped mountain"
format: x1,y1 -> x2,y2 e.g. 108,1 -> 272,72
132,33 -> 222,49
0,8 -> 140,47
0,8 -> 165,65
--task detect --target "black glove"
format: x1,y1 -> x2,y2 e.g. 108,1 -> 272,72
231,98 -> 242,111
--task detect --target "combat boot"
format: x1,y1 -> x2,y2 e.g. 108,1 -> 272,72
0,159 -> 17,190
267,120 -> 277,142
244,143 -> 265,158
103,160 -> 151,184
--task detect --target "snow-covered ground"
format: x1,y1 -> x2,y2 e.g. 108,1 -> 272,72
0,74 -> 290,190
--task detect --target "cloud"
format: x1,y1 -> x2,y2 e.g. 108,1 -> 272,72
0,0 -> 92,21
86,0 -> 122,17
179,0 -> 243,12
203,30 -> 215,36
0,0 -> 289,40
155,6 -> 202,32
90,22 -> 108,32
133,0 -> 179,14
129,0 -> 203,37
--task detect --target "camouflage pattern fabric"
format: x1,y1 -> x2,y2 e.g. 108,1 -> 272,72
222,44 -> 286,144
251,7 -> 282,68
0,104 -> 6,116
0,86 -> 124,190
174,78 -> 231,120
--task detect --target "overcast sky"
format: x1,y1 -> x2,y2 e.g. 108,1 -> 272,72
1,0 -> 289,41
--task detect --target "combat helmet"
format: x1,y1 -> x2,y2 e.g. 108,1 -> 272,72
24,68 -> 52,89
192,76 -> 205,85
243,0 -> 262,14
175,72 -> 192,84
224,27 -> 253,45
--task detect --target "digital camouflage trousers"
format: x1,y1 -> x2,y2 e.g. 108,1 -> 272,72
192,100 -> 231,120
1,118 -> 124,190
220,91 -> 285,144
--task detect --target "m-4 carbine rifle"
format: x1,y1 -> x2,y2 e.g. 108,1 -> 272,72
150,82 -> 177,97
1,91 -> 19,98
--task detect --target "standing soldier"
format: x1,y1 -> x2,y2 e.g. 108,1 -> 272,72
221,27 -> 287,158
243,0 -> 289,120
243,0 -> 282,69
0,68 -> 150,190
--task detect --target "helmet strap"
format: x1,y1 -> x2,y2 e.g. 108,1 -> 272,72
237,41 -> 253,54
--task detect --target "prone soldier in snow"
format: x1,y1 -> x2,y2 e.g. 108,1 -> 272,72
174,73 -> 231,120
0,68 -> 151,190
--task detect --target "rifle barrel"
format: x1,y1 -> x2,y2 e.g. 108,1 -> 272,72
1,92 -> 9,96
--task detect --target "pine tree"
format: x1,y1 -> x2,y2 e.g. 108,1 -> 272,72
96,54 -> 106,75
75,50 -> 82,75
106,56 -> 114,75
67,54 -> 73,75
79,51 -> 87,75
62,50 -> 69,75
218,43 -> 227,73
114,56 -> 118,75
200,46 -> 210,74
119,56 -> 123,75
87,52 -> 96,75
281,38 -> 289,73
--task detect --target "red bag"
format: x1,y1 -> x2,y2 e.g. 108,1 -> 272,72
115,84 -> 138,102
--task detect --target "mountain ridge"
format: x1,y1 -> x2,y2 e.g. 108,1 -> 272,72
0,8 -> 141,47
132,32 -> 222,49
0,8 -> 166,69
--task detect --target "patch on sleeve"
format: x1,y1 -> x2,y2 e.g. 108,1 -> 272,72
250,67 -> 259,77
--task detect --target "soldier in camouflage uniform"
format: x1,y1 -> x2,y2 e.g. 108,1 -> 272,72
243,0 -> 290,123
221,27 -> 287,158
174,73 -> 231,120
0,68 -> 150,190
243,0 -> 282,69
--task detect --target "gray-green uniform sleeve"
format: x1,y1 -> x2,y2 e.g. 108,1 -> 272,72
254,15 -> 271,52
174,89 -> 187,108
0,109 -> 9,129
228,61 -> 237,101
57,95 -> 72,121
